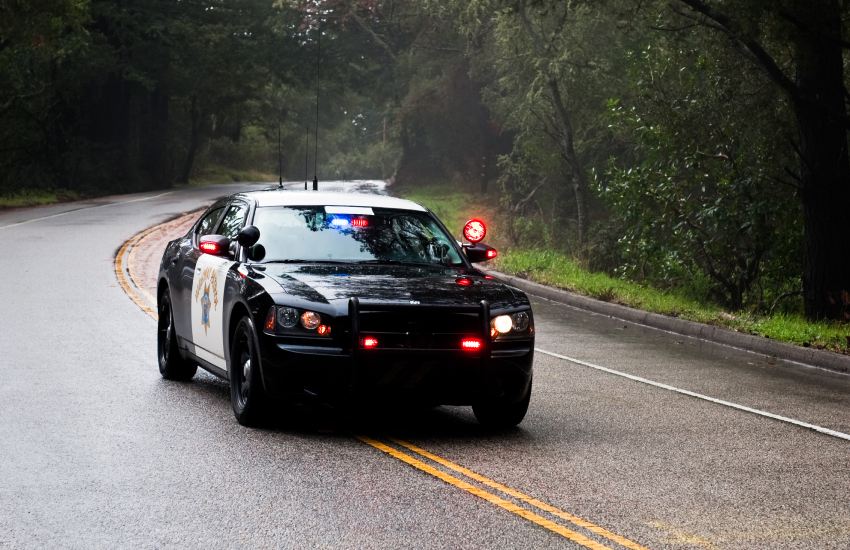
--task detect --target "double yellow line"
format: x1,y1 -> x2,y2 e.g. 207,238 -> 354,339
358,436 -> 648,550
115,221 -> 648,549
115,225 -> 160,320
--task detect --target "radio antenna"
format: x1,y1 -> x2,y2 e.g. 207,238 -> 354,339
304,127 -> 309,190
312,26 -> 320,191
277,123 -> 283,189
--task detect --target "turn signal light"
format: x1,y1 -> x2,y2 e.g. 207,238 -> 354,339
264,307 -> 276,331
460,337 -> 483,351
361,336 -> 379,349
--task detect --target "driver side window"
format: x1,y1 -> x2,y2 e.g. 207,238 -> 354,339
219,203 -> 248,240
195,207 -> 225,243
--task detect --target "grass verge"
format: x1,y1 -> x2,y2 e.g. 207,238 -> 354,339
0,188 -> 81,209
189,164 -> 276,186
396,184 -> 850,355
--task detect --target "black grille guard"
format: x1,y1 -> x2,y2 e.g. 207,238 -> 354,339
348,297 -> 491,357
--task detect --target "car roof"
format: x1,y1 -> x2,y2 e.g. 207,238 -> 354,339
233,189 -> 427,212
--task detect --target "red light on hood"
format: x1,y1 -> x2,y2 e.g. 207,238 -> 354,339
460,337 -> 483,351
199,241 -> 221,254
463,219 -> 487,243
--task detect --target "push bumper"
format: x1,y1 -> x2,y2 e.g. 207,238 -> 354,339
258,298 -> 533,405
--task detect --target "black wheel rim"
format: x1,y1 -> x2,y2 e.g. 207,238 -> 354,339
158,297 -> 172,366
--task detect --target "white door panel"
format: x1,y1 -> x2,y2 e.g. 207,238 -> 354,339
190,254 -> 235,369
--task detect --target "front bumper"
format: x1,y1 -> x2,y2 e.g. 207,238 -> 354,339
258,298 -> 533,405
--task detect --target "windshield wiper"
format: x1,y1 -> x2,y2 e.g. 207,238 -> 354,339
358,259 -> 439,267
261,259 -> 351,264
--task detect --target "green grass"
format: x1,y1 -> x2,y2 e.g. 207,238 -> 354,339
397,184 -> 850,354
396,183 -> 501,242
189,164 -> 277,186
0,188 -> 81,209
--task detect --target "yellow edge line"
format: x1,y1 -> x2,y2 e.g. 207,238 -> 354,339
115,231 -> 158,320
391,438 -> 649,550
356,436 -> 613,550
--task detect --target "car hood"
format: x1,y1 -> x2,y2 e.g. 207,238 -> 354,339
257,263 -> 525,310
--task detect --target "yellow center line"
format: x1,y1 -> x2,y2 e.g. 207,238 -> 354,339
125,225 -> 162,306
356,436 -> 612,549
115,232 -> 157,320
390,438 -> 649,550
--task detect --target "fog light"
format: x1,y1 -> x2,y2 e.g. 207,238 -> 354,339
492,314 -> 513,334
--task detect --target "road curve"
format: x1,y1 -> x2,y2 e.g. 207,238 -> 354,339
2,182 -> 849,549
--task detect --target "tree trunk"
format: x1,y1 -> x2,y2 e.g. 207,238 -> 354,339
792,1 -> 850,319
547,78 -> 589,254
180,95 -> 201,184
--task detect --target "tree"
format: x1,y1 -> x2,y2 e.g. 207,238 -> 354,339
671,0 -> 850,319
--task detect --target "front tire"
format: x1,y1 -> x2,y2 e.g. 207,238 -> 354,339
158,289 -> 197,381
472,378 -> 532,429
229,316 -> 268,427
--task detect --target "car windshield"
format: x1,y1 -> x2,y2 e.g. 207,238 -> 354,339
251,206 -> 465,266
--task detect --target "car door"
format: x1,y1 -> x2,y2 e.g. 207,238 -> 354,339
189,201 -> 248,370
173,204 -> 227,343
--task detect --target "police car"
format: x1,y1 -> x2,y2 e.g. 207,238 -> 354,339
157,190 -> 534,427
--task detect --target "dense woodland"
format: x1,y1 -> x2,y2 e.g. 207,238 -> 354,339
3,0 -> 850,321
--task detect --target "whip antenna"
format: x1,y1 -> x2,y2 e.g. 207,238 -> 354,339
313,26 -> 320,191
277,123 -> 283,189
304,128 -> 309,190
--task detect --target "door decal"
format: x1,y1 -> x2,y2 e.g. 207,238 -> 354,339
191,254 -> 234,369
194,266 -> 220,334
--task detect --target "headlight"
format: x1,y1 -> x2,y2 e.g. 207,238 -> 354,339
511,311 -> 530,332
492,314 -> 513,334
490,311 -> 533,339
300,310 -> 321,330
278,307 -> 299,328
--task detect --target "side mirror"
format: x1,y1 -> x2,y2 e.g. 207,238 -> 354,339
199,234 -> 231,257
464,242 -> 498,263
237,225 -> 261,248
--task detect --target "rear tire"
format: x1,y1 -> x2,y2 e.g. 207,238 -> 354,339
157,289 -> 197,381
472,378 -> 532,429
229,316 -> 268,427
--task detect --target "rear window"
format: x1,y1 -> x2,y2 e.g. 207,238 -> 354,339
251,206 -> 464,266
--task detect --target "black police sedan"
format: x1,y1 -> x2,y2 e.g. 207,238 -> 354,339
157,189 -> 534,427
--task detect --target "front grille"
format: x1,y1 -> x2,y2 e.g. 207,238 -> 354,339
349,299 -> 489,352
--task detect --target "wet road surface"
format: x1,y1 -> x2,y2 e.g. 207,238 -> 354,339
1,181 -> 849,549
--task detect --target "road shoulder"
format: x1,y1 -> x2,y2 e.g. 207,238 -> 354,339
485,268 -> 850,375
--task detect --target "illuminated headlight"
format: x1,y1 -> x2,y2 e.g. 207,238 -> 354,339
300,310 -> 322,330
278,307 -> 299,328
492,315 -> 513,334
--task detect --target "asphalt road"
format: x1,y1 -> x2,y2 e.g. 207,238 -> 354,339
1,182 -> 849,549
